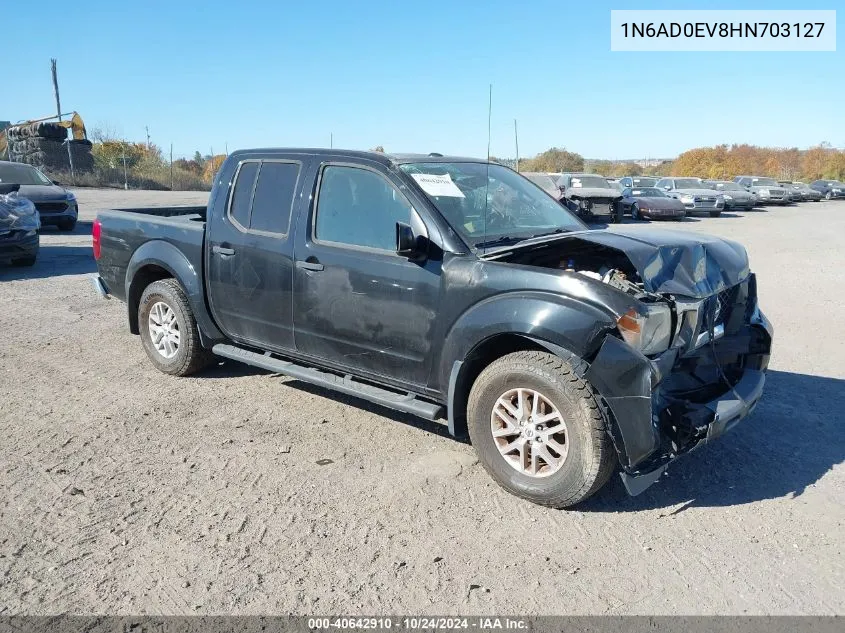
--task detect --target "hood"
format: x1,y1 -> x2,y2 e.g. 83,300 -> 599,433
17,183 -> 69,202
565,187 -> 622,200
633,196 -> 685,210
554,228 -> 750,298
672,188 -> 721,197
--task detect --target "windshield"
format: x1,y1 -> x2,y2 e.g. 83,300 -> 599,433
709,181 -> 742,191
569,175 -> 611,189
752,178 -> 778,187
630,177 -> 657,187
674,178 -> 702,189
0,162 -> 52,186
400,162 -> 586,248
631,187 -> 667,198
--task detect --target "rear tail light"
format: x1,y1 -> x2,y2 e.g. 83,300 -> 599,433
92,219 -> 102,260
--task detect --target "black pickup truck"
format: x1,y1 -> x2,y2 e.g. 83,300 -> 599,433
92,149 -> 773,507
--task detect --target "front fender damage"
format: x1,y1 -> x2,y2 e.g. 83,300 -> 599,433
584,306 -> 772,496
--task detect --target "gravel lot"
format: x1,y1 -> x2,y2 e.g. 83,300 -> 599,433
1,189 -> 843,615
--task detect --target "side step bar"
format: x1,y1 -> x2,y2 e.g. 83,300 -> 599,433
212,344 -> 444,421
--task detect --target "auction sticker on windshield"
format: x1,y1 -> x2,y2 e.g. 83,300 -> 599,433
411,173 -> 465,198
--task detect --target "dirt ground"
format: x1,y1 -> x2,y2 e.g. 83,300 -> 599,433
0,189 -> 842,615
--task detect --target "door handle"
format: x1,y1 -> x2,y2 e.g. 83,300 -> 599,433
296,260 -> 324,272
213,245 -> 235,256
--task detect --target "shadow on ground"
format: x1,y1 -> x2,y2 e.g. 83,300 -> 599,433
0,245 -> 97,280
581,369 -> 845,512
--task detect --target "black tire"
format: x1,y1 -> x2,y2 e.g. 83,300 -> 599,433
467,351 -> 616,508
11,255 -> 37,267
58,218 -> 77,231
631,203 -> 641,220
138,279 -> 214,376
709,210 -> 722,217
825,191 -> 832,200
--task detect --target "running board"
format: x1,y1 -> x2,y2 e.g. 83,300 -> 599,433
212,344 -> 444,421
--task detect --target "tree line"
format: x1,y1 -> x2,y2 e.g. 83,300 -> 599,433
509,143 -> 845,182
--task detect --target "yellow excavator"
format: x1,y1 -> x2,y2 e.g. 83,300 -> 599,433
0,111 -> 88,156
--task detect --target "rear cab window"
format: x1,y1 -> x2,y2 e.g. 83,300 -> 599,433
228,159 -> 301,235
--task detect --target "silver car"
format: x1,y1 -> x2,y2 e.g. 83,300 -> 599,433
655,177 -> 725,217
733,176 -> 790,205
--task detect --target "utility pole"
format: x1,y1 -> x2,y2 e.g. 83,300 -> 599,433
170,143 -> 173,191
145,126 -> 151,148
514,119 -> 519,172
330,133 -> 333,149
51,58 -> 75,183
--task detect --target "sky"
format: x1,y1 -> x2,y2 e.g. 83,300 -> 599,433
3,0 -> 842,161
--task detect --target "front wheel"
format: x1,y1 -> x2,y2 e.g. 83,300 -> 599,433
138,279 -> 214,376
631,203 -> 641,220
467,351 -> 616,508
826,191 -> 833,200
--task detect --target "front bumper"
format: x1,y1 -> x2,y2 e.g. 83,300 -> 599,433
38,204 -> 78,225
584,277 -> 773,495
0,230 -> 39,260
641,208 -> 685,219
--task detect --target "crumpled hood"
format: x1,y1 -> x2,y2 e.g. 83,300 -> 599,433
17,184 -> 69,202
572,227 -> 750,298
565,187 -> 622,200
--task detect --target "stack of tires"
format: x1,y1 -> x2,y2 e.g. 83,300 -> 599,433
6,122 -> 94,172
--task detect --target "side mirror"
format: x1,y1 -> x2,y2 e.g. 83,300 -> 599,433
396,222 -> 418,257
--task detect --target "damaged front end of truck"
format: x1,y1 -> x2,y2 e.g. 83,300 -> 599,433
486,229 -> 774,495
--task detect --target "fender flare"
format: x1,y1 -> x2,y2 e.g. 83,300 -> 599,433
125,240 -> 222,342
439,292 -> 617,436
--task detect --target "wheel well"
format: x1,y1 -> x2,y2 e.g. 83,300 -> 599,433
450,333 -> 546,438
128,265 -> 173,334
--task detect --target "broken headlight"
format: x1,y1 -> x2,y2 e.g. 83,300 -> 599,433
617,303 -> 673,355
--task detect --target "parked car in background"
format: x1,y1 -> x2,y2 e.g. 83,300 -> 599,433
777,181 -> 803,203
810,180 -> 845,200
0,183 -> 40,266
703,180 -> 757,210
733,176 -> 790,205
788,181 -> 823,201
619,176 -> 658,189
0,161 -> 78,230
558,173 -> 624,223
655,177 -> 724,217
521,172 -> 564,200
618,186 -> 686,220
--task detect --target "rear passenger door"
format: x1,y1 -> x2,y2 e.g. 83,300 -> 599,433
206,158 -> 310,351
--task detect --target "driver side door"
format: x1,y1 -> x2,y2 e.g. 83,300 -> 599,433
292,161 -> 442,389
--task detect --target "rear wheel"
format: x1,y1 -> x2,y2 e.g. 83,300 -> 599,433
709,210 -> 722,217
467,351 -> 616,508
138,279 -> 214,376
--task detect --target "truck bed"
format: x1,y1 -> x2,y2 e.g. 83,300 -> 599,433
95,208 -> 206,302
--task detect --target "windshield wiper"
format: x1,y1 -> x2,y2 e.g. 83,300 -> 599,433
529,228 -> 572,239
474,235 -> 526,249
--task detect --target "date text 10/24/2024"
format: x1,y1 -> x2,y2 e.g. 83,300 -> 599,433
308,618 -> 528,630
